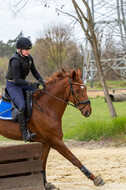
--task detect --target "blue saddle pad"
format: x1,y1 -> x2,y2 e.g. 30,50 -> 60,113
0,99 -> 12,120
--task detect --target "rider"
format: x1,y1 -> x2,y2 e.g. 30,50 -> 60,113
6,37 -> 45,142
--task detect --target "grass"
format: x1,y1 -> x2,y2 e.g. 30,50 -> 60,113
62,97 -> 126,141
86,80 -> 126,90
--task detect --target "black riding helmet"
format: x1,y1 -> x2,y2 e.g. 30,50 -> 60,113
16,37 -> 32,50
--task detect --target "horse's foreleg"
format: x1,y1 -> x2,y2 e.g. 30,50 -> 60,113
41,143 -> 50,185
49,138 -> 105,186
41,143 -> 57,190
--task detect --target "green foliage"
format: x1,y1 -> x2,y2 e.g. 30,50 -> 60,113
62,97 -> 126,141
0,57 -> 9,85
63,116 -> 126,141
0,31 -> 23,58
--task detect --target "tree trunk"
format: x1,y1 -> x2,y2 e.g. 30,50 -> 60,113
92,37 -> 117,118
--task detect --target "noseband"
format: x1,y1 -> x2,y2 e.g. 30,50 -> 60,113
67,78 -> 90,111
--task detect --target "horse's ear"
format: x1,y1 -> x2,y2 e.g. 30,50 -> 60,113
61,67 -> 66,74
78,68 -> 82,77
71,69 -> 78,81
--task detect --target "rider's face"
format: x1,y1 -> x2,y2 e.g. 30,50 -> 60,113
19,49 -> 30,57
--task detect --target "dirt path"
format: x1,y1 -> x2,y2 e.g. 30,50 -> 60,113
87,89 -> 126,98
0,140 -> 126,190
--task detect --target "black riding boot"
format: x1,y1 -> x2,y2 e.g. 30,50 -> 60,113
18,108 -> 36,142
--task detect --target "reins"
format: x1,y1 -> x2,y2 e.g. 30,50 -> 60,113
33,77 -> 90,112
33,89 -> 68,112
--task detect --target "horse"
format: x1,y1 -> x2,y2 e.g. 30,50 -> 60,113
0,68 -> 105,189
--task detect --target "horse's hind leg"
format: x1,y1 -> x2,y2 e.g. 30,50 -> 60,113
49,138 -> 105,186
41,143 -> 57,189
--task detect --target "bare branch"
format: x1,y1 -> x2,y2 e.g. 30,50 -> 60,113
12,0 -> 30,16
55,8 -> 79,23
72,0 -> 88,22
72,0 -> 93,45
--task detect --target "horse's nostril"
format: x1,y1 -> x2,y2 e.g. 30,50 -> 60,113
85,111 -> 90,117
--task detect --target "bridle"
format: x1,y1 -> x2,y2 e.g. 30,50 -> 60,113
33,77 -> 90,112
67,78 -> 90,111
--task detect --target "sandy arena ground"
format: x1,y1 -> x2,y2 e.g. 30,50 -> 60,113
0,140 -> 126,190
46,141 -> 126,190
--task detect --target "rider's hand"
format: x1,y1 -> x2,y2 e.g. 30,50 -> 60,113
28,82 -> 40,89
39,79 -> 46,89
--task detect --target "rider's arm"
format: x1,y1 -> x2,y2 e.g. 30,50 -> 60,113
30,60 -> 45,85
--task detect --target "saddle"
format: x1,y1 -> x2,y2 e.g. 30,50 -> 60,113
2,89 -> 33,122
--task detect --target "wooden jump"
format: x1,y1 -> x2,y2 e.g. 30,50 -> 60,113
0,143 -> 43,190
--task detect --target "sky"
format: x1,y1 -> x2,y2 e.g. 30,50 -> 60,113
0,0 -> 74,44
0,0 -> 121,46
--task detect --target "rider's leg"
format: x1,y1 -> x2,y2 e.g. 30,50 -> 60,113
6,81 -> 36,141
18,108 -> 36,141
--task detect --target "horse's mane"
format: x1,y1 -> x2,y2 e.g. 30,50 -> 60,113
33,68 -> 73,99
46,71 -> 69,85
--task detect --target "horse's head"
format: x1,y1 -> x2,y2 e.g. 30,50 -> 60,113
67,68 -> 91,117
36,68 -> 91,117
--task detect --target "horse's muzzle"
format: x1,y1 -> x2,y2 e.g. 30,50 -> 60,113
81,107 -> 92,117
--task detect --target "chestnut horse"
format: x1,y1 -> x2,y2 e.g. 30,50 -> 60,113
0,68 -> 105,189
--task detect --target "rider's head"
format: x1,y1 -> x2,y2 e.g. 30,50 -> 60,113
16,37 -> 32,57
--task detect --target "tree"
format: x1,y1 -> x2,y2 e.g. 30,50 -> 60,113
0,57 -> 8,86
31,25 -> 83,76
44,25 -> 71,69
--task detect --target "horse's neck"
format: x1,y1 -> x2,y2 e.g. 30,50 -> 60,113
40,79 -> 68,118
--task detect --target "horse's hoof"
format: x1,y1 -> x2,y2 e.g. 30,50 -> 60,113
45,182 -> 58,190
93,176 -> 105,186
